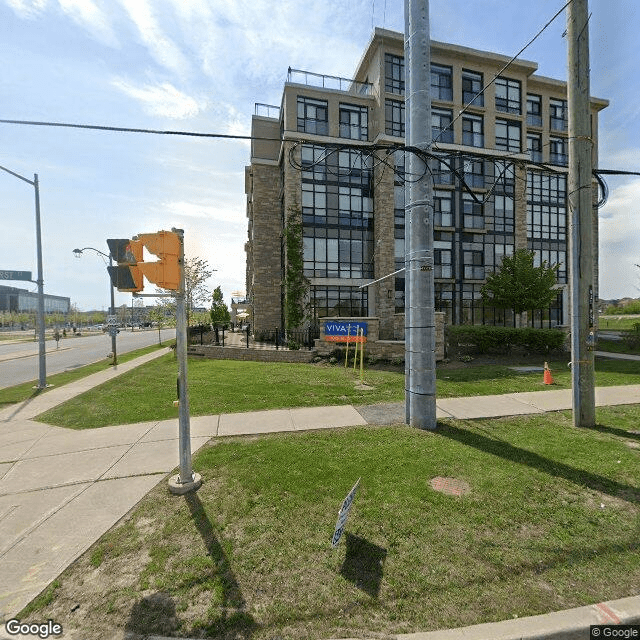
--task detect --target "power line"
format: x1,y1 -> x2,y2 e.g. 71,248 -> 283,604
0,118 -> 282,141
433,0 -> 573,144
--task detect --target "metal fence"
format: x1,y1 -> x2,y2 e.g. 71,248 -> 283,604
253,327 -> 320,351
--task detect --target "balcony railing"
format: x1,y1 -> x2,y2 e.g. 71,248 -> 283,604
255,103 -> 280,118
287,67 -> 372,96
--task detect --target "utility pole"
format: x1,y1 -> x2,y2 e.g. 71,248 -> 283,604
404,0 -> 437,429
567,0 -> 596,427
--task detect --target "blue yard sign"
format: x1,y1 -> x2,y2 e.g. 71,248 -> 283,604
324,321 -> 368,343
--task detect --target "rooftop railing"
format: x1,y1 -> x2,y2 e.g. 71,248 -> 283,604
254,103 -> 281,118
287,67 -> 373,96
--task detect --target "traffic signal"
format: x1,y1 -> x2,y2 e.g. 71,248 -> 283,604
136,230 -> 181,291
107,238 -> 143,292
106,231 -> 181,293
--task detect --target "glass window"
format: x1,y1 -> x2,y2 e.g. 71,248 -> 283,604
339,103 -> 368,140
495,77 -> 521,114
385,99 -> 405,137
462,70 -> 483,106
526,94 -> 542,127
463,249 -> 484,280
432,108 -> 453,143
527,133 -> 543,163
434,190 -> 453,227
462,158 -> 484,188
385,53 -> 404,95
550,98 -> 568,131
431,155 -> 452,185
310,286 -> 368,318
549,136 -> 567,166
495,118 -> 521,152
462,114 -> 484,147
463,193 -> 484,230
297,96 -> 328,135
431,64 -> 453,101
434,231 -> 453,279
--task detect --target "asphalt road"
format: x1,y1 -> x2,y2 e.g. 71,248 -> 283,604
0,328 -> 175,389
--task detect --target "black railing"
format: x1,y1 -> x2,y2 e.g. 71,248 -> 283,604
253,327 -> 320,350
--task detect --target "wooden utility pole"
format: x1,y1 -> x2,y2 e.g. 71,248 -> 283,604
567,0 -> 596,427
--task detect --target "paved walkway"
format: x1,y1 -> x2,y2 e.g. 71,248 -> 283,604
1,349 -> 639,639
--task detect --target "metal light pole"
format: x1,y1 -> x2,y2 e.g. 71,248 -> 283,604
168,228 -> 202,495
0,165 -> 47,389
73,247 -> 118,365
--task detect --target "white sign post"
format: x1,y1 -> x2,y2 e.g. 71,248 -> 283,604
331,478 -> 360,548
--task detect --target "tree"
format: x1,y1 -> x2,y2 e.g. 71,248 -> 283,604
154,255 -> 214,327
210,286 -> 230,325
148,305 -> 170,344
184,257 -> 214,327
481,249 -> 559,327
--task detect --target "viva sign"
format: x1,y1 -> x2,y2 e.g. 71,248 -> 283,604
324,321 -> 367,343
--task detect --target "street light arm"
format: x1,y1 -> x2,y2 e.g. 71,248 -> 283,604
73,246 -> 111,260
0,164 -> 34,186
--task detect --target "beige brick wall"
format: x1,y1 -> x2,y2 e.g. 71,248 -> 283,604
247,162 -> 282,333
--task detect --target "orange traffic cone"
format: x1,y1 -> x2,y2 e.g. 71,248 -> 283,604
543,362 -> 554,385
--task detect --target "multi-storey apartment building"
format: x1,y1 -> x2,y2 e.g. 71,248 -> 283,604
245,28 -> 608,338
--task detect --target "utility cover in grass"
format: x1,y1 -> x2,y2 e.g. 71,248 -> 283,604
430,477 -> 470,497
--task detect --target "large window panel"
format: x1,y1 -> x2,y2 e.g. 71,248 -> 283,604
297,96 -> 328,135
385,53 -> 405,95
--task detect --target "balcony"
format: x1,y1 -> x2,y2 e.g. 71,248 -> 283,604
287,67 -> 372,96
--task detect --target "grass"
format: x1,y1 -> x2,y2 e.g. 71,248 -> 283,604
34,353 -> 640,429
598,338 -> 640,356
19,405 -> 640,639
598,316 -> 640,331
0,342 -> 168,410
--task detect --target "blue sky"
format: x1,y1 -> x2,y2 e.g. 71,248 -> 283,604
1,0 -> 638,311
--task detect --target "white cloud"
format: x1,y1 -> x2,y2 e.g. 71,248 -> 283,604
118,0 -> 190,76
5,0 -> 48,18
160,200 -> 244,225
111,78 -> 207,119
57,0 -> 118,47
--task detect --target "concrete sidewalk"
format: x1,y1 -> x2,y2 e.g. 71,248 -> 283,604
1,349 -> 639,638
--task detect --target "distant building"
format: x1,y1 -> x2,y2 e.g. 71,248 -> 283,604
245,28 -> 608,337
0,285 -> 70,315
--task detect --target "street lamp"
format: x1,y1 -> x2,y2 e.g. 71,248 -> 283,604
73,247 -> 118,365
0,164 -> 47,389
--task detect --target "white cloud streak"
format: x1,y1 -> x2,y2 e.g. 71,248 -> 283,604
117,0 -> 190,76
57,0 -> 118,46
111,78 -> 207,119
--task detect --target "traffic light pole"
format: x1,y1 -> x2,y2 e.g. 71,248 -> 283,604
168,228 -> 202,495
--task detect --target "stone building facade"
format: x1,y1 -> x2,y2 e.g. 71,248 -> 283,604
245,28 -> 608,338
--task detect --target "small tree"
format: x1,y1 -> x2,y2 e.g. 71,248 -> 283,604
184,257 -> 214,327
148,305 -> 169,344
481,249 -> 559,327
210,286 -> 230,326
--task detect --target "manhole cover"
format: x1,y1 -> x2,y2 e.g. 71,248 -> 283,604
430,477 -> 470,497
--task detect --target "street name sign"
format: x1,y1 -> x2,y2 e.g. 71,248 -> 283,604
331,478 -> 360,548
0,270 -> 32,282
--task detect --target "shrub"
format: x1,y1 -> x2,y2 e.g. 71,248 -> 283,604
447,325 -> 566,355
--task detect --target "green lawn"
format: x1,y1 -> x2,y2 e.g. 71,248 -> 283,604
598,316 -> 640,330
34,354 -> 640,429
20,405 -> 640,639
0,343 -> 168,410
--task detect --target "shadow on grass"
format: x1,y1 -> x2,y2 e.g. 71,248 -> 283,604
438,423 -> 640,505
0,387 -> 44,421
124,591 -> 178,636
184,492 -> 258,639
585,423 -> 640,442
340,533 -> 387,598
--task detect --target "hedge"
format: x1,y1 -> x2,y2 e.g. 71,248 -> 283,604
447,325 -> 566,354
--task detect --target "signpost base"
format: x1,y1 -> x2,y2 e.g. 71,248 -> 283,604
168,472 -> 202,495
